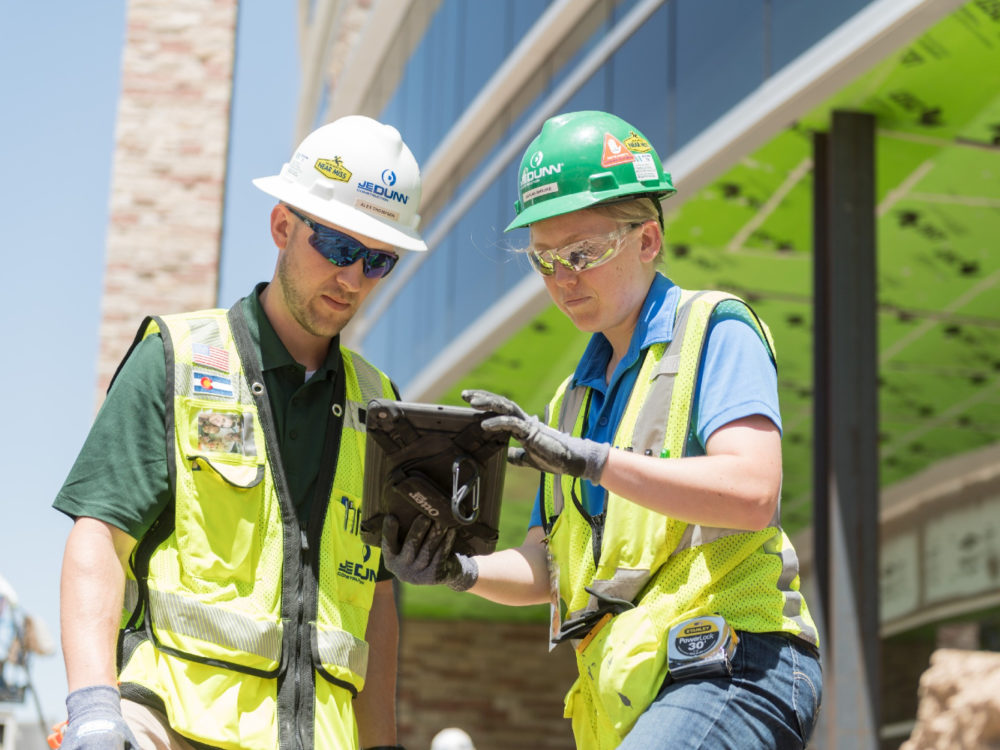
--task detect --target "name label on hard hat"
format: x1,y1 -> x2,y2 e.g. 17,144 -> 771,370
523,183 -> 559,203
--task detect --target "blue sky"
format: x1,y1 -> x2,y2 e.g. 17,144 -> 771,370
0,2 -> 298,722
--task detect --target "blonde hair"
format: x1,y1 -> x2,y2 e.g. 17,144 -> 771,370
588,196 -> 661,226
590,196 -> 664,261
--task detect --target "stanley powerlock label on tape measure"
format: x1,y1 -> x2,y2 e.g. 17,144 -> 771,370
667,615 -> 739,681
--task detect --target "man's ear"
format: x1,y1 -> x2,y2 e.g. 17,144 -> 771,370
270,204 -> 291,250
638,220 -> 662,263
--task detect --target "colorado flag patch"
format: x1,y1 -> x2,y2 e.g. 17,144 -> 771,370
193,371 -> 234,398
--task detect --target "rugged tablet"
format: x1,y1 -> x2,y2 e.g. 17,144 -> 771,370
360,398 -> 508,557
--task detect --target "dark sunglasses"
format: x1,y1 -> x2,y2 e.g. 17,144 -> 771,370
285,205 -> 399,279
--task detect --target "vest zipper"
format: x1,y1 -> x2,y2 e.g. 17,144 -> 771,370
228,304 -> 314,750
294,528 -> 310,750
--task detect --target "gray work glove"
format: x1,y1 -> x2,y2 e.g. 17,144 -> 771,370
462,389 -> 610,483
61,685 -> 139,750
381,515 -> 478,592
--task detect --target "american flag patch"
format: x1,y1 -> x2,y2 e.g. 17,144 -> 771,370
193,371 -> 234,398
193,342 -> 229,371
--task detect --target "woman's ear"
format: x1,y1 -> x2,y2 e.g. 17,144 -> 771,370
638,220 -> 662,263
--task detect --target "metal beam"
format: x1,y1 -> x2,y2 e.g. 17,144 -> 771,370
812,131 -> 830,641
416,0 -> 608,225
323,0 -> 437,122
814,110 -> 881,750
294,0 -> 344,143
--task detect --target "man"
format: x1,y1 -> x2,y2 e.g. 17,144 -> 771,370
54,115 -> 423,750
382,111 -> 822,749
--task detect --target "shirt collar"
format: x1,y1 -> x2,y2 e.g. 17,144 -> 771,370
571,273 -> 679,390
243,282 -> 341,379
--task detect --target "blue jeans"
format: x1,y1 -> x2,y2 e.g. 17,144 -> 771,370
618,632 -> 822,750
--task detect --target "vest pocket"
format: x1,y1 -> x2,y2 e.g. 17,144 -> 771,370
177,453 -> 267,583
574,605 -> 669,738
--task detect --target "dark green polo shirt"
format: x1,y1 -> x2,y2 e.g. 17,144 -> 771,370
55,284 -> 389,581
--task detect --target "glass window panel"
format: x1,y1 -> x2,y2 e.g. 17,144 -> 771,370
770,0 -> 872,72
609,2 -> 671,154
674,0 -> 766,147
459,2 -> 508,104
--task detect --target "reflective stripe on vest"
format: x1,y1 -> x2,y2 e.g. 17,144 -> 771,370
316,627 -> 369,680
149,588 -> 283,663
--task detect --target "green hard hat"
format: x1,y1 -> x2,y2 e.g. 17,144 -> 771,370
505,110 -> 676,232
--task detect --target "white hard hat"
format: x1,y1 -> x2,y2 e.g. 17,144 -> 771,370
430,727 -> 475,750
254,115 -> 427,251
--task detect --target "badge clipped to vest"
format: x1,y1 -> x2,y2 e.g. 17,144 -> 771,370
666,615 -> 739,681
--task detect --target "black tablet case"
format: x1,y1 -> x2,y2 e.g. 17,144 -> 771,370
360,399 -> 508,557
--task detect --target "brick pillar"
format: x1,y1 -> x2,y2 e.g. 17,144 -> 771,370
97,0 -> 238,405
398,619 -> 579,750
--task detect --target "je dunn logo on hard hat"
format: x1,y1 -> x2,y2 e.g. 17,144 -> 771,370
381,169 -> 397,186
601,133 -> 634,168
521,151 -> 564,188
314,156 -> 352,182
623,131 -> 652,153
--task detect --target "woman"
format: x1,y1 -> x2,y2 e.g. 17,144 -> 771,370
382,111 -> 821,749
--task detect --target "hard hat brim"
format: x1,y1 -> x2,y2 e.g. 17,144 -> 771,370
504,186 -> 676,232
253,175 -> 428,252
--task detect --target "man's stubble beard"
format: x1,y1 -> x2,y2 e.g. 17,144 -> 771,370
276,248 -> 351,339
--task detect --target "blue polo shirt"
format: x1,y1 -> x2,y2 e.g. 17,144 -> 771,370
529,273 -> 782,527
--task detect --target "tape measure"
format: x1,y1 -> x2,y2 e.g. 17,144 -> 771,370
667,615 -> 739,681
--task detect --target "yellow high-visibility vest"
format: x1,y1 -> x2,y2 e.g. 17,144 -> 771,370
542,290 -> 819,749
117,306 -> 394,750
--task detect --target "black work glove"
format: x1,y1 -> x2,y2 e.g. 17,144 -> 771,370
381,515 -> 478,591
462,389 -> 610,483
61,685 -> 139,750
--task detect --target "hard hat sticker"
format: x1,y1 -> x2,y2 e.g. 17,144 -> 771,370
523,182 -> 559,203
632,152 -> 659,182
287,152 -> 309,178
355,199 -> 400,222
601,133 -> 634,167
623,131 -> 652,153
315,157 -> 352,182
